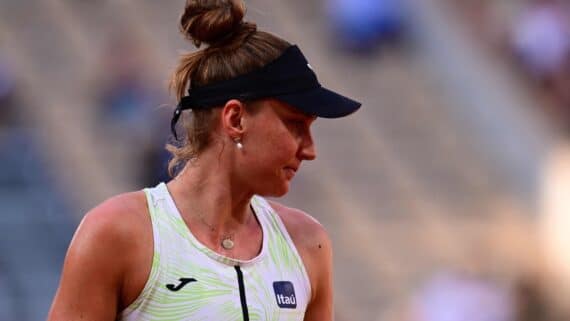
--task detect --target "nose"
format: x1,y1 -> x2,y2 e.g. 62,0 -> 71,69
299,132 -> 316,161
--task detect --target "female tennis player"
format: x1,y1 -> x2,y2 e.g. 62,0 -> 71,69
48,0 -> 360,320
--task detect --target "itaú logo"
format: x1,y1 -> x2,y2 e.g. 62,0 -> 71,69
273,281 -> 297,309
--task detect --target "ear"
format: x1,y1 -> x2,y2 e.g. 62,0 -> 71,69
220,99 -> 246,138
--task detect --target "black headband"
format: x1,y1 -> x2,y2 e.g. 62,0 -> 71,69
170,45 -> 361,139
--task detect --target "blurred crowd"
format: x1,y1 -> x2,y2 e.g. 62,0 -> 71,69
0,52 -> 18,129
93,35 -> 172,187
401,270 -> 564,321
510,0 -> 570,131
448,0 -> 570,133
325,0 -> 410,53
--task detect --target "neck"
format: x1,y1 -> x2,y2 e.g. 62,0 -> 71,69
166,156 -> 255,237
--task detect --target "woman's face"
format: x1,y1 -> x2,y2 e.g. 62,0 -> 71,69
237,99 -> 317,197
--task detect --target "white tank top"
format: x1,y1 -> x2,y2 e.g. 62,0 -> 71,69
119,183 -> 311,321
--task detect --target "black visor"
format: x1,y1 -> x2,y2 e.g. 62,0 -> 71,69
171,45 -> 361,139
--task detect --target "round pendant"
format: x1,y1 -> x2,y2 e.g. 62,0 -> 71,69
222,238 -> 234,250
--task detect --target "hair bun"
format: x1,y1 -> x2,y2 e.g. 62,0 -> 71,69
180,0 -> 246,47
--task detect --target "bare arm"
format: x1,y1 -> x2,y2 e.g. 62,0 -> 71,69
48,194 -> 144,321
303,230 -> 333,321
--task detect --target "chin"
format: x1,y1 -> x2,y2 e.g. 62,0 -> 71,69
256,182 -> 290,198
272,187 -> 289,197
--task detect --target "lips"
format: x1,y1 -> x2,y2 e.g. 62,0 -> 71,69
283,167 -> 297,179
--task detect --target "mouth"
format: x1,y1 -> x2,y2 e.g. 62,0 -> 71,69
283,166 -> 298,179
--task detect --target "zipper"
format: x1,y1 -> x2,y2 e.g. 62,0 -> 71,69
235,265 -> 250,321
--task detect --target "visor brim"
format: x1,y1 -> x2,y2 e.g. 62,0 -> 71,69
276,86 -> 361,118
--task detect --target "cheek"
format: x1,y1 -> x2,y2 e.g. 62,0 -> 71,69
245,131 -> 296,171
242,131 -> 296,196
263,131 -> 298,160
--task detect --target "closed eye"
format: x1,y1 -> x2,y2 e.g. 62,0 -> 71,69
287,120 -> 308,134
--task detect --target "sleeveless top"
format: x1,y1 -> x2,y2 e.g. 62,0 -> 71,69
118,183 -> 311,321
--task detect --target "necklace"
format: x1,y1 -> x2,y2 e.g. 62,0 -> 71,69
221,238 -> 235,250
197,214 -> 236,250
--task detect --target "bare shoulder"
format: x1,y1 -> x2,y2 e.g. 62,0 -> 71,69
83,191 -> 148,228
68,191 -> 151,271
48,191 -> 151,320
77,190 -> 152,279
78,191 -> 149,245
267,200 -> 331,254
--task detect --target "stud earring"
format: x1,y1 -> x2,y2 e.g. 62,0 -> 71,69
234,138 -> 243,150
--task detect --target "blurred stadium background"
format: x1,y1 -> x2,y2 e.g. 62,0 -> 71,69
1,0 -> 570,320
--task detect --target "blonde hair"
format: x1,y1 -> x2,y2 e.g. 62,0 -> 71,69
167,0 -> 290,176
